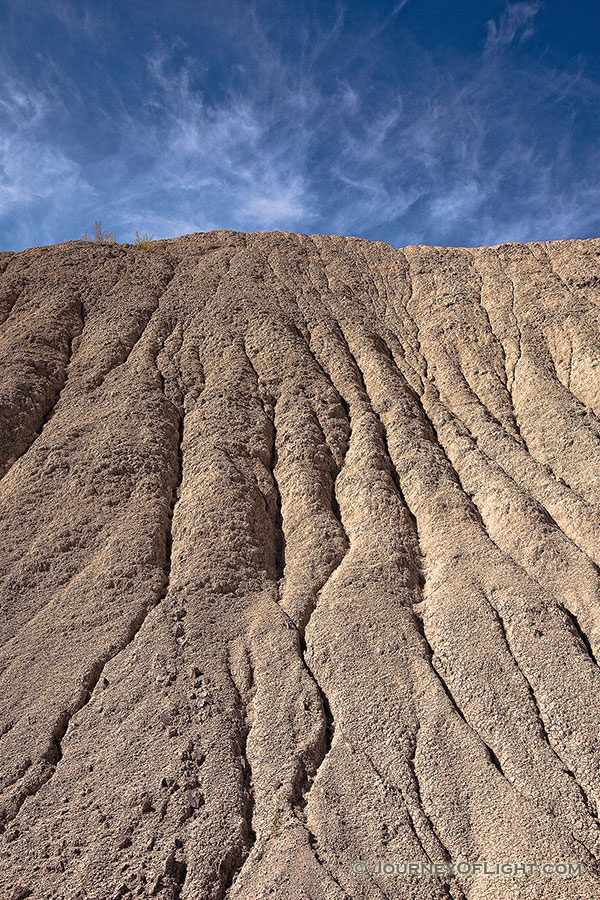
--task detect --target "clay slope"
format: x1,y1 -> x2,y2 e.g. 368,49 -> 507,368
1,231 -> 600,900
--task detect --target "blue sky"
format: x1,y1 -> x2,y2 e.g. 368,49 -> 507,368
1,0 -> 600,250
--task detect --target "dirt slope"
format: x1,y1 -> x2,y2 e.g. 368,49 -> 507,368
1,231 -> 600,900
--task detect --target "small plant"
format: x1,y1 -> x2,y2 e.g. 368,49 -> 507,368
94,220 -> 115,244
81,229 -> 89,241
134,230 -> 154,251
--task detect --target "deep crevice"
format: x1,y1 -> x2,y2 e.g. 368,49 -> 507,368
262,397 -> 286,583
1,382 -> 185,834
0,280 -> 26,327
406,730 -> 453,865
412,610 -> 511,786
337,327 -> 427,591
559,604 -> 600,668
271,443 -> 286,583
218,659 -> 257,900
0,602 -> 156,834
304,826 -> 354,899
360,740 -> 434,865
289,394 -> 352,809
483,597 -> 600,832
297,632 -> 335,802
164,411 -> 184,589
98,261 -> 179,386
376,412 -> 425,590
0,295 -> 84,483
241,342 -> 286,583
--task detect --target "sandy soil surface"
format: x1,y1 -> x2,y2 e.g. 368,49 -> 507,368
1,231 -> 600,899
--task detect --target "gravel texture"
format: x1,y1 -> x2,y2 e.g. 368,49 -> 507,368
1,231 -> 600,899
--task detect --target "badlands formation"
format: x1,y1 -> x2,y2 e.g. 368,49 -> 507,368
1,230 -> 600,900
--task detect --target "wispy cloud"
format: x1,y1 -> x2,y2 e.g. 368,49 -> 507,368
0,73 -> 94,246
0,0 -> 599,249
113,46 -> 316,232
45,0 -> 105,38
324,1 -> 600,245
484,1 -> 541,53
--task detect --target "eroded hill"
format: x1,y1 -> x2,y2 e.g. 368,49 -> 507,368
1,231 -> 600,900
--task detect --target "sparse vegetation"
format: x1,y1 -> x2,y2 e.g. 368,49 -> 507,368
94,220 -> 115,244
134,230 -> 154,251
